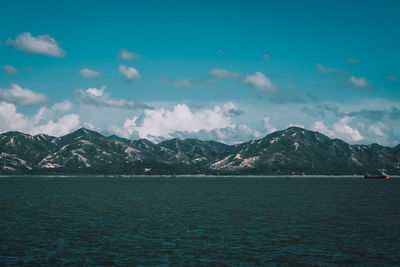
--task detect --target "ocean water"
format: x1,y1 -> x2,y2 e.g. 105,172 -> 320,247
0,176 -> 399,266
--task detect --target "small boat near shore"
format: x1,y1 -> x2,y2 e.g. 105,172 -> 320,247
364,169 -> 389,179
364,174 -> 389,179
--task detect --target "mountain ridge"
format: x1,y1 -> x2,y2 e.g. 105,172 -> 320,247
1,127 -> 399,175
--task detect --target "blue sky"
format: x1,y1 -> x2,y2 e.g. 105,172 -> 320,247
0,0 -> 399,145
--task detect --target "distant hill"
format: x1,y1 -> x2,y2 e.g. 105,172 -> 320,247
1,127 -> 399,175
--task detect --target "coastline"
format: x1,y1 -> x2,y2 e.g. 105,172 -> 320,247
1,174 -> 399,178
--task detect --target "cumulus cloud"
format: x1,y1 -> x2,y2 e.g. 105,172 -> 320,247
345,57 -> 361,65
243,72 -> 279,93
316,63 -> 337,73
7,32 -> 65,57
109,103 -> 240,142
349,75 -> 369,88
119,65 -> 141,81
208,69 -> 240,80
262,116 -> 277,133
76,86 -> 152,110
0,102 -> 30,132
158,77 -> 217,88
2,64 -> 17,75
79,68 -> 102,78
34,100 -> 73,124
86,87 -> 104,97
0,101 -> 79,136
312,117 -> 363,142
223,102 -> 244,117
31,114 -> 80,136
333,117 -> 363,142
312,120 -> 335,137
118,48 -> 140,60
0,84 -> 48,105
165,124 -> 262,144
366,121 -> 398,145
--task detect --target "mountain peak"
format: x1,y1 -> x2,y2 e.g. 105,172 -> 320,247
283,126 -> 307,133
60,127 -> 105,142
2,131 -> 30,137
74,127 -> 101,136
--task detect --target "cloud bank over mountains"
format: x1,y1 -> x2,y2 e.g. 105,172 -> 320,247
1,27 -> 399,146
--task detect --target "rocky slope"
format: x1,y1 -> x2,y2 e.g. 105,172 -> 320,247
1,127 -> 399,175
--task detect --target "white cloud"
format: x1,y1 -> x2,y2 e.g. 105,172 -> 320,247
34,100 -> 73,124
86,87 -> 105,97
0,101 -> 79,137
369,122 -> 386,137
83,122 -> 95,130
107,102 -> 266,144
0,102 -> 30,132
243,72 -> 279,93
312,117 -> 363,142
223,101 -> 244,116
262,116 -> 277,133
333,117 -> 363,142
316,63 -> 337,73
366,121 -> 398,145
109,103 -> 236,142
76,86 -> 152,110
2,64 -> 17,75
31,114 -> 80,136
119,65 -> 141,81
350,75 -> 369,88
7,32 -> 65,57
118,48 -> 140,60
311,120 -> 335,138
0,84 -> 48,105
209,69 -> 239,80
79,68 -> 102,78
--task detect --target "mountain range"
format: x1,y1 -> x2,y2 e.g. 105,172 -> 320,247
1,127 -> 399,175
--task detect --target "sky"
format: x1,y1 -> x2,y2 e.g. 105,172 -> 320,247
0,0 -> 399,145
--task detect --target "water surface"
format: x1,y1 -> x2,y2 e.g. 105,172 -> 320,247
0,176 -> 399,265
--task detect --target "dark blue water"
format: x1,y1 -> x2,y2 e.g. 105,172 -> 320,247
0,176 -> 399,265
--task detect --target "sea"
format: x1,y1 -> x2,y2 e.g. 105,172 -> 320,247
0,176 -> 399,266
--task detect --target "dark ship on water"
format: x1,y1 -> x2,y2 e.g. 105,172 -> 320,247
364,169 -> 390,179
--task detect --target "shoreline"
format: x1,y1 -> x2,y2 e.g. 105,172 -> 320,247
1,174 -> 399,178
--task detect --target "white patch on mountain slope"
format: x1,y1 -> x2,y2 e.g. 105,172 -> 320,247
210,155 -> 234,169
238,156 -> 260,168
270,137 -> 279,144
293,141 -> 299,150
41,162 -> 62,168
6,138 -> 15,146
234,153 -> 242,159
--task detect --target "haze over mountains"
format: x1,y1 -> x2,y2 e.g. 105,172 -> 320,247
0,127 -> 399,175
